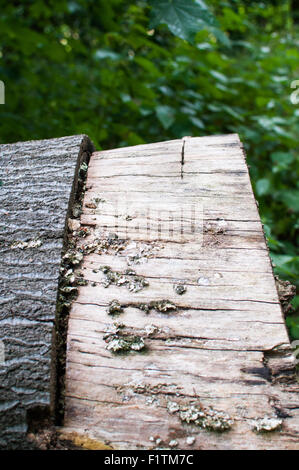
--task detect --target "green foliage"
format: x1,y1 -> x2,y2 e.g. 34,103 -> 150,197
0,1 -> 298,333
149,0 -> 229,45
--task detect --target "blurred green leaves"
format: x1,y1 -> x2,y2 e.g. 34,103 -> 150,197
0,0 -> 298,335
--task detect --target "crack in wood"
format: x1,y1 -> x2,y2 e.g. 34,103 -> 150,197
180,138 -> 186,180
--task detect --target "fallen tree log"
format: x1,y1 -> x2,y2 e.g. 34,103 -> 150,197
0,134 -> 298,450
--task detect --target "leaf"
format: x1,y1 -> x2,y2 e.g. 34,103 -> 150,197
270,254 -> 295,267
271,152 -> 294,173
190,116 -> 205,129
286,315 -> 299,340
156,105 -> 175,129
271,152 -> 293,165
291,296 -> 299,310
94,49 -> 122,61
149,0 -> 226,44
270,254 -> 299,280
208,25 -> 231,47
280,190 -> 299,212
209,70 -> 228,83
134,57 -> 160,77
256,178 -> 271,196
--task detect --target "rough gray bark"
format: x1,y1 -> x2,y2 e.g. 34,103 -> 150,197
0,135 -> 94,449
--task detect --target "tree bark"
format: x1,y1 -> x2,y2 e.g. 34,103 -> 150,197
0,135 -> 94,449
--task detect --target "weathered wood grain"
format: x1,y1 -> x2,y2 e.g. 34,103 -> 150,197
62,134 -> 298,450
0,135 -> 94,449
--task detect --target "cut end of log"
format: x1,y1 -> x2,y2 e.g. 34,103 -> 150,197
60,135 -> 299,450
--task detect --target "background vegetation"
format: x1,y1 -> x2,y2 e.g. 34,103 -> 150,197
0,0 -> 298,336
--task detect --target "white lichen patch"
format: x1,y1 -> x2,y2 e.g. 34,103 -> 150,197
251,417 -> 282,433
68,218 -> 81,232
167,401 -> 233,433
60,260 -> 88,290
72,202 -> 82,218
169,439 -> 178,448
60,285 -> 78,294
204,219 -> 228,234
179,405 -> 202,423
125,240 -> 161,265
75,227 -> 91,238
144,324 -> 159,337
85,201 -> 97,210
197,276 -> 210,286
10,239 -> 42,250
173,284 -> 187,295
186,436 -> 195,446
106,300 -> 124,316
58,240 -> 89,310
85,197 -> 106,209
130,339 -> 145,351
165,337 -> 192,347
106,338 -> 129,353
63,250 -> 83,265
146,396 -> 160,406
214,272 -> 223,279
103,322 -> 124,339
64,268 -> 75,284
167,401 -> 180,414
80,162 -> 88,173
104,323 -> 145,354
151,300 -> 177,313
81,231 -> 128,256
136,300 -> 177,315
127,277 -> 149,293
121,394 -> 131,402
106,336 -> 145,353
100,266 -> 149,292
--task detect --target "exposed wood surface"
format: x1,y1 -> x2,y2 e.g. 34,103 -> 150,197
63,134 -> 299,450
0,135 -> 94,449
